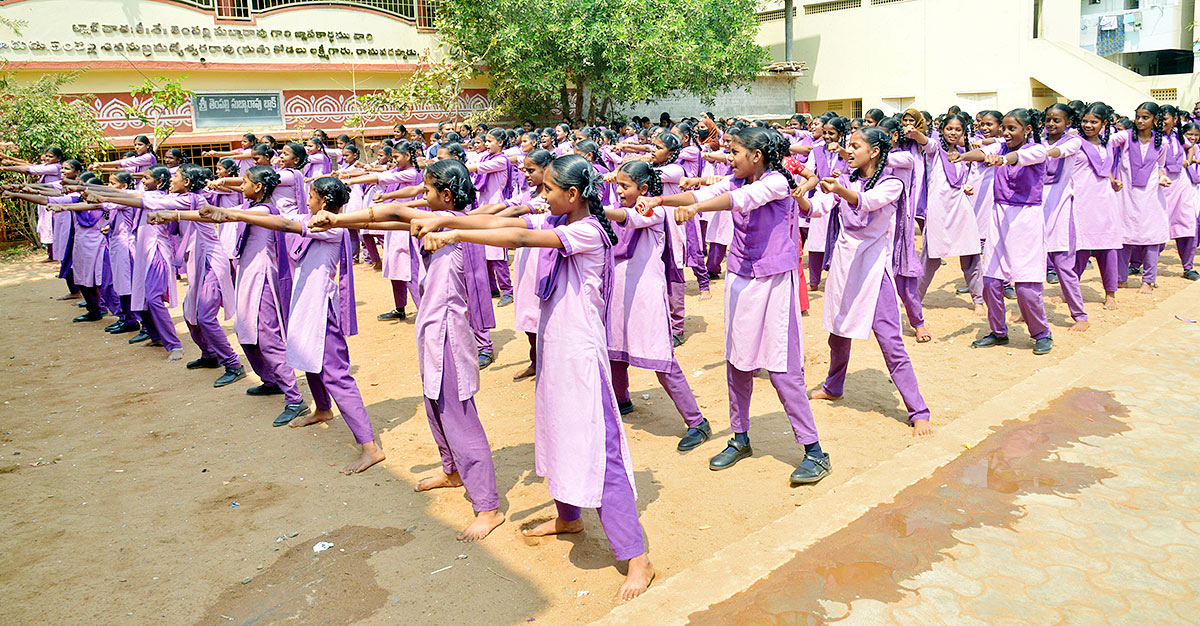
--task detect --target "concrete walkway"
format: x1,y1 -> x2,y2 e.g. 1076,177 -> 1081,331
601,282 -> 1200,625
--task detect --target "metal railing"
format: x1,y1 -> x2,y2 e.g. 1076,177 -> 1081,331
141,0 -> 435,24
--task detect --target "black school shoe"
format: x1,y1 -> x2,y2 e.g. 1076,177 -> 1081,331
1033,336 -> 1054,356
618,400 -> 635,415
128,330 -> 150,343
677,420 -> 711,452
187,357 -> 220,370
971,332 -> 1009,348
377,308 -> 406,321
709,438 -> 752,470
789,452 -> 832,485
104,321 -> 123,332
1184,269 -> 1200,281
214,367 -> 246,388
246,383 -> 284,396
1046,270 -> 1059,284
72,311 -> 104,322
274,403 -> 310,427
1003,285 -> 1016,299
108,321 -> 140,334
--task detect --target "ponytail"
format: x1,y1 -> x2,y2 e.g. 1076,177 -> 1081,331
547,154 -> 618,244
850,127 -> 891,191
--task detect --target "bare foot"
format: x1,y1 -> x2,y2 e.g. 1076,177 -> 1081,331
1117,280 -> 1127,289
698,290 -> 712,302
1138,283 -> 1154,295
1050,295 -> 1064,304
1069,319 -> 1090,332
1103,294 -> 1119,310
914,325 -> 931,343
458,510 -> 505,542
166,348 -> 183,362
809,388 -> 841,401
1010,314 -> 1025,325
290,409 -> 335,428
522,517 -> 584,537
616,554 -> 655,602
415,471 -> 463,492
512,365 -> 537,381
56,292 -> 81,301
974,303 -> 987,317
342,441 -> 385,474
913,420 -> 933,437
371,261 -> 382,271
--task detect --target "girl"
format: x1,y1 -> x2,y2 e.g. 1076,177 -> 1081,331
674,122 -> 714,300
952,109 -> 1054,355
807,128 -> 932,436
151,166 -> 308,425
208,158 -> 245,266
303,137 -> 335,179
1041,103 -> 1090,331
468,129 -> 517,307
700,134 -> 735,280
888,111 -> 931,340
201,133 -> 256,176
642,127 -> 830,484
83,165 -> 184,360
1116,102 -> 1170,293
499,149 -> 552,381
804,116 -> 850,291
414,154 -> 654,601
0,146 -> 64,261
646,132 -> 696,343
90,135 -> 158,180
604,160 -> 711,451
100,172 -> 142,334
909,113 -> 985,318
1162,106 -> 1198,281
315,160 -> 503,541
1072,103 -> 1125,307
1185,122 -> 1200,281
343,145 -> 392,269
202,177 -> 385,475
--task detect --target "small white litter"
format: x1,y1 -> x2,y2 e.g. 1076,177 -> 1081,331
312,541 -> 334,553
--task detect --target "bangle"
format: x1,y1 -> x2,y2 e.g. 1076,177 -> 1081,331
368,205 -> 375,225
176,210 -> 180,222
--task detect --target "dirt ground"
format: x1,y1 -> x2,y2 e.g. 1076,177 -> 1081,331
0,243 -> 1192,625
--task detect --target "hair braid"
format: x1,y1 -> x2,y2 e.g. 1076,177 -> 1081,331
588,193 -> 618,244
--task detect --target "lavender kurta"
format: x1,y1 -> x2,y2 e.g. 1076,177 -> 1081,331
1071,137 -> 1124,250
921,142 -> 979,258
507,188 -> 546,334
378,167 -> 424,282
69,205 -> 107,287
1162,135 -> 1197,239
102,201 -> 135,295
173,200 -> 236,325
273,168 -> 307,220
803,146 -> 846,254
28,164 -> 61,244
1116,131 -> 1169,245
287,220 -> 356,373
130,191 -> 179,311
527,215 -> 635,509
609,206 -> 674,371
983,142 -> 1050,283
233,202 -> 288,345
817,176 -> 906,339
1041,135 -> 1083,253
415,211 -> 480,401
475,152 -> 515,263
49,182 -> 73,262
657,163 -> 688,270
206,189 -> 244,260
692,171 -> 801,372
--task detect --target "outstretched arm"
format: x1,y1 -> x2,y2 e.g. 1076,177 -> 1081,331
201,206 -> 304,234
409,213 -> 530,239
423,227 -> 562,252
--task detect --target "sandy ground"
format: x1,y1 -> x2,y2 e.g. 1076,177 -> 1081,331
0,243 -> 1192,625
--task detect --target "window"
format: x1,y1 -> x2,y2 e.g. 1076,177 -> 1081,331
881,97 -> 915,116
804,0 -> 862,16
955,92 -> 998,111
757,7 -> 797,23
1150,88 -> 1178,102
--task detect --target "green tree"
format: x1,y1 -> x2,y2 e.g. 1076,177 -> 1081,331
433,0 -> 768,120
0,71 -> 109,242
123,75 -> 194,150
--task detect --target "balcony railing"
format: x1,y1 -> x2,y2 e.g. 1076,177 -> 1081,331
164,0 -> 438,27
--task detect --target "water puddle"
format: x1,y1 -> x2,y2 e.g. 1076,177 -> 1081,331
688,388 -> 1129,624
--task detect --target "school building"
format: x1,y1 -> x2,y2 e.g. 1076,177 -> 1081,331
755,0 -> 1199,118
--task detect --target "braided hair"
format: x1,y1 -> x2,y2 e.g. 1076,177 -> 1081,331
424,159 -> 477,211
1160,105 -> 1187,146
145,165 -> 171,190
617,160 -> 663,197
310,176 -> 351,212
731,126 -> 797,190
1135,101 -> 1163,148
526,148 -> 554,169
487,127 -> 511,150
217,157 -> 238,178
163,147 -> 188,165
655,131 -> 682,166
825,116 -> 851,147
393,140 -> 422,169
283,142 -> 308,168
1044,103 -> 1079,138
939,113 -> 970,153
574,139 -> 603,164
251,142 -> 276,162
675,121 -> 699,147
1005,108 -> 1043,145
112,171 -> 135,188
179,163 -> 215,192
1082,102 -> 1114,146
245,165 -> 281,203
547,154 -> 617,244
439,142 -> 467,163
850,128 -> 891,191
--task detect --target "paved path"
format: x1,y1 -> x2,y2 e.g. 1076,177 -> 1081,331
601,283 -> 1200,625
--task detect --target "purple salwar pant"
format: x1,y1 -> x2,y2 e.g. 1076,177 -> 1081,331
894,275 -> 925,329
706,243 -> 727,277
1175,236 -> 1197,271
824,272 -> 931,423
610,360 -> 704,428
917,245 -> 983,305
555,366 -> 646,561
474,327 -> 493,355
390,279 -> 420,310
1074,249 -> 1120,294
525,332 -> 537,367
1048,250 -> 1086,322
306,304 -> 374,445
118,294 -> 139,324
1119,244 -> 1161,285
241,285 -> 302,406
361,234 -> 382,265
667,281 -> 685,336
184,264 -> 241,369
808,251 -> 825,290
424,339 -> 499,512
486,259 -> 512,297
78,285 -> 102,316
137,255 -> 181,352
727,290 -> 819,444
983,277 -> 1051,340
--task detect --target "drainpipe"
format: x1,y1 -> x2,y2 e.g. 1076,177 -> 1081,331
784,0 -> 794,61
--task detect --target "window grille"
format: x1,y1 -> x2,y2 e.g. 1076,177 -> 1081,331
804,0 -> 862,15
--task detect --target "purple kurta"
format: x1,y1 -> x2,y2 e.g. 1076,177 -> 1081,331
287,220 -> 357,373
817,176 -> 906,339
1071,137 -> 1124,250
50,182 -> 73,262
377,168 -> 424,282
526,214 -> 634,509
149,194 -> 235,326
608,206 -> 674,371
232,201 -> 290,345
415,211 -> 480,401
28,163 -> 61,244
982,142 -> 1049,283
657,163 -> 688,270
1162,135 -> 1197,239
803,145 -> 846,254
506,188 -> 546,334
69,205 -> 107,287
130,191 -> 178,311
1041,135 -> 1083,253
102,201 -> 135,296
1116,131 -> 1168,245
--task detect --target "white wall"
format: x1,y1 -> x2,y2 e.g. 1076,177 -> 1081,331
618,75 -> 800,120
